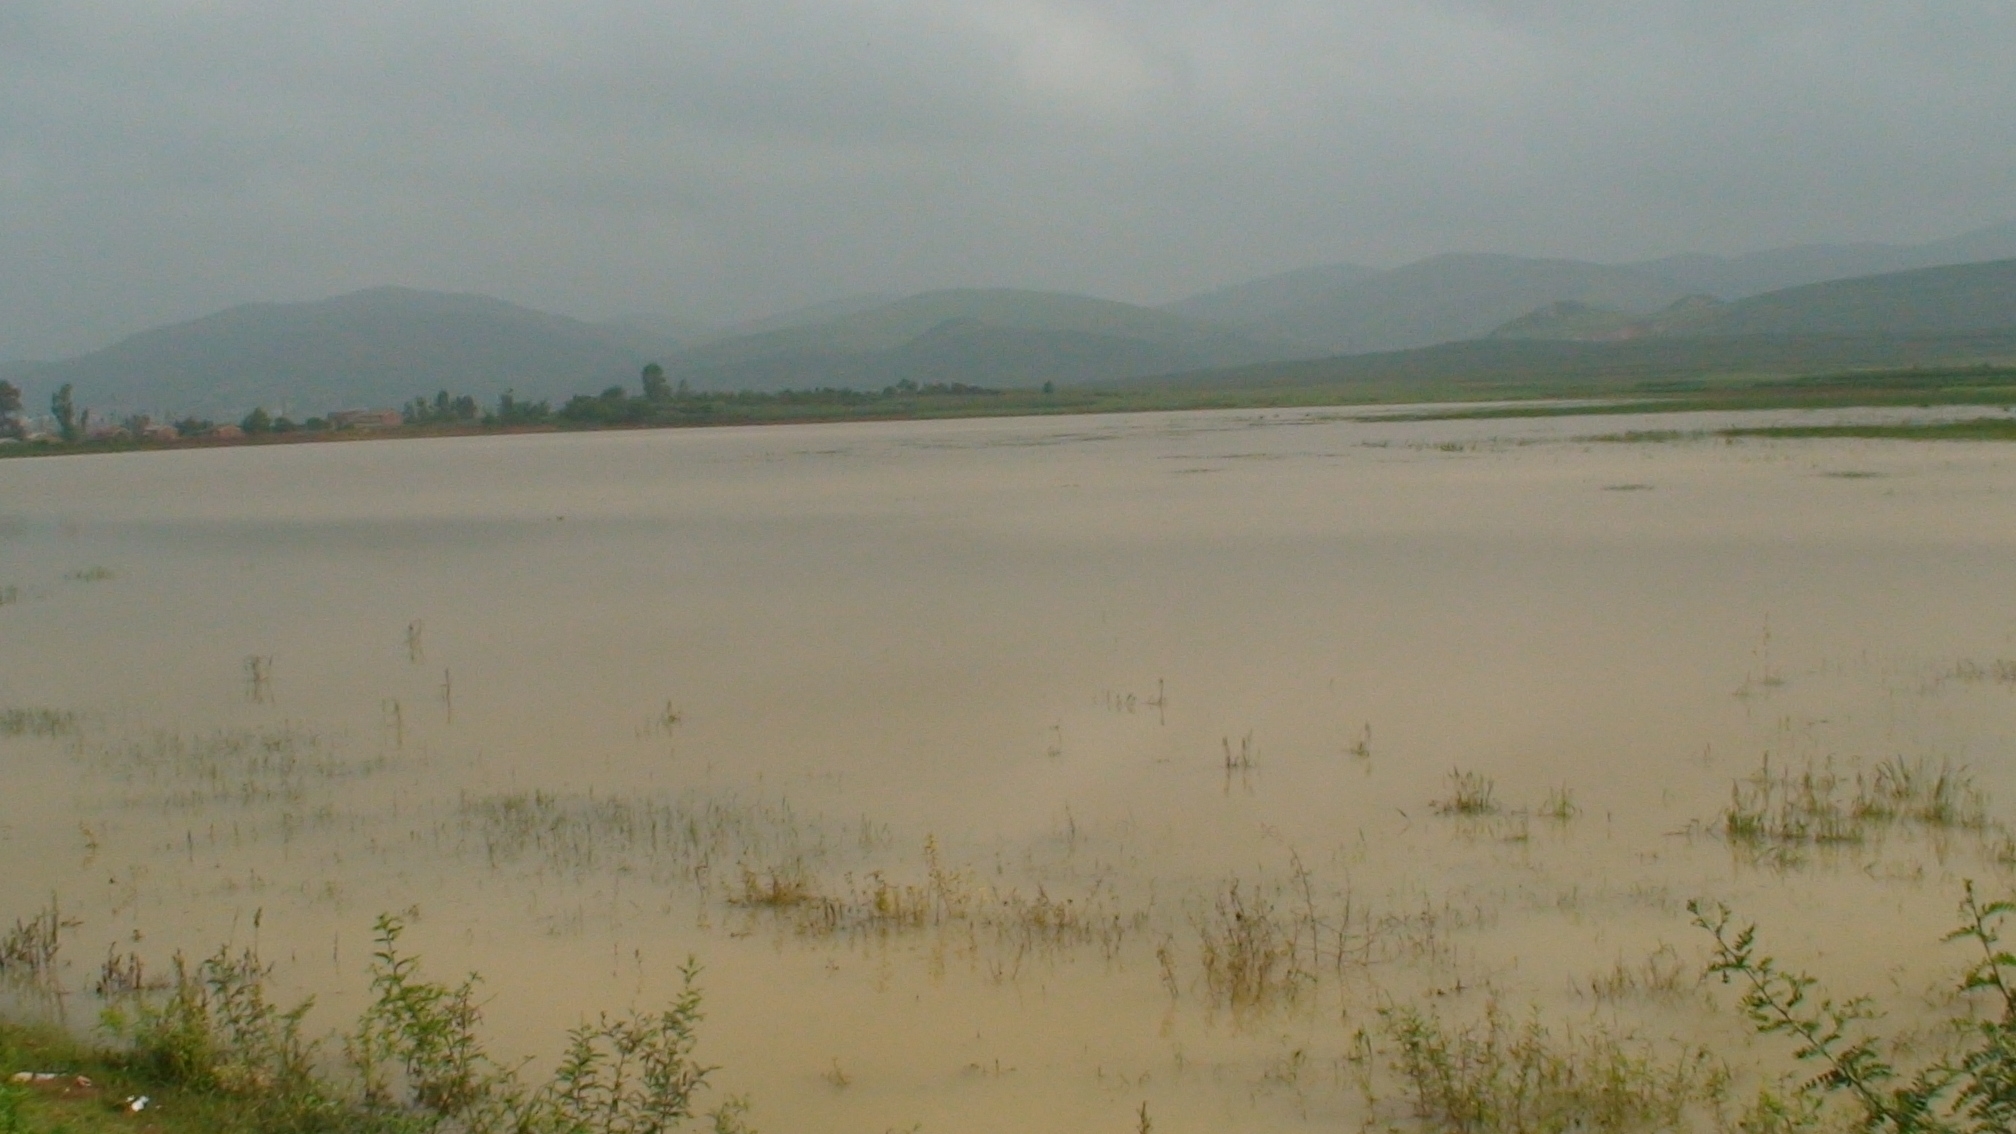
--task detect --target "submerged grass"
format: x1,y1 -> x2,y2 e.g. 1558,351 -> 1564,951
458,789 -> 831,888
98,726 -> 378,809
0,710 -> 78,739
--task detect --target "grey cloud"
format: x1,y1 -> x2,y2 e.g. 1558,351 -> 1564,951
1,1 -> 2012,359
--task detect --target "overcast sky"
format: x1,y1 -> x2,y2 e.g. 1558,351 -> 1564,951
3,0 -> 2013,358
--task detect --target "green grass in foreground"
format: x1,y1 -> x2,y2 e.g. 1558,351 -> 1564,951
0,1017 -> 250,1133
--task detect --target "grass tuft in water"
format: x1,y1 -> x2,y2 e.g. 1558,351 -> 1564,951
1431,770 -> 1499,817
1722,753 -> 1989,848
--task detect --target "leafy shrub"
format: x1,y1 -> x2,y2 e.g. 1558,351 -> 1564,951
1694,884 -> 2016,1133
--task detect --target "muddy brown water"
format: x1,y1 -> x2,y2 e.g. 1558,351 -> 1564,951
4,405 -> 2016,1131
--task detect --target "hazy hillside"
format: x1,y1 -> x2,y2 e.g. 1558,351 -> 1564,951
1665,258 -> 2016,337
1627,220 -> 2016,297
8,288 -> 674,419
1493,259 -> 2016,342
1168,220 -> 2016,351
1161,263 -> 1375,330
665,288 -> 1303,391
1212,254 -> 1696,354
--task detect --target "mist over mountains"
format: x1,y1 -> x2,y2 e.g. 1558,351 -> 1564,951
9,220 -> 2016,420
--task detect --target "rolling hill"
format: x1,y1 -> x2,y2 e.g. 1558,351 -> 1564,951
661,288 -> 1305,392
1490,259 -> 2016,342
1162,254 -> 1699,355
7,288 -> 675,419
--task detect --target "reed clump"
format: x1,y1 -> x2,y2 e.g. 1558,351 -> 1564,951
0,898 -> 77,982
1853,755 -> 1988,830
1721,754 -> 1989,848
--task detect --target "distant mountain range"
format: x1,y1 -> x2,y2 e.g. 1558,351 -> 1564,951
1490,259 -> 2016,342
1157,219 -> 2016,355
6,220 -> 2016,419
1620,219 -> 2016,298
1134,258 -> 2016,394
2,287 -> 1301,418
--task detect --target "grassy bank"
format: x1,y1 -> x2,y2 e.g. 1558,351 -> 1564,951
0,1017 -> 256,1133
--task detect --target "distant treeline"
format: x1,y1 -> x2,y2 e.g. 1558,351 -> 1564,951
0,366 -> 1057,453
403,364 -> 1024,429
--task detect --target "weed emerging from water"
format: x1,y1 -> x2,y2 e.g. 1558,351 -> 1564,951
1581,944 -> 1690,1004
731,860 -> 817,910
64,566 -> 115,582
1432,770 -> 1499,817
1196,880 -> 1303,1011
0,896 -> 78,981
1539,786 -> 1581,823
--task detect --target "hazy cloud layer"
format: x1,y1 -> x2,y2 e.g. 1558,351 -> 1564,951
3,1 -> 2013,357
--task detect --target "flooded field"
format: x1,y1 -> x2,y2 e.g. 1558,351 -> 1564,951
6,405 -> 2016,1132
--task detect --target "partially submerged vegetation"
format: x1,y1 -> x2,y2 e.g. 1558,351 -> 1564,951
3,914 -> 751,1134
1720,754 -> 1989,849
1375,1001 -> 1725,1134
